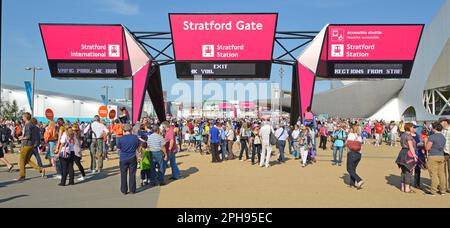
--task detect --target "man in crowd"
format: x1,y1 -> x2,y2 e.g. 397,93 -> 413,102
147,125 -> 167,186
162,121 -> 181,180
84,115 -> 108,174
259,118 -> 274,168
275,124 -> 289,163
440,117 -> 450,191
16,112 -> 44,181
117,124 -> 139,195
209,122 -> 221,163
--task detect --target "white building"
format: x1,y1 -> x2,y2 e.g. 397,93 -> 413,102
1,84 -> 121,122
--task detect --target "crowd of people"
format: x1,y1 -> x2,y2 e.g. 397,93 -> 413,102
0,107 -> 449,196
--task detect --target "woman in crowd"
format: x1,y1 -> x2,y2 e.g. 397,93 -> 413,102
291,124 -> 300,159
425,122 -> 448,196
239,122 -> 250,161
72,124 -> 86,182
298,125 -> 311,167
346,125 -> 364,189
225,122 -> 236,160
395,123 -> 418,193
57,127 -> 76,186
44,121 -> 57,168
250,125 -> 262,165
318,123 -> 328,150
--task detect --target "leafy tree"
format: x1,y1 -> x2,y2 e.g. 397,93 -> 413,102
1,100 -> 24,121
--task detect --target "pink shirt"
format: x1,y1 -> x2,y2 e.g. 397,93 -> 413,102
165,126 -> 178,154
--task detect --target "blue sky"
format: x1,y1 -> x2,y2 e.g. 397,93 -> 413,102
1,0 -> 444,101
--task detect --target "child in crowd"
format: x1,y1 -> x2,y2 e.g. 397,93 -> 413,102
361,130 -> 368,145
139,142 -> 151,186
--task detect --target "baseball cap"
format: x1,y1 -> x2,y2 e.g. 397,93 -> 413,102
439,117 -> 449,123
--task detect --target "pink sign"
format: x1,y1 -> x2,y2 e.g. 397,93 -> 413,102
327,25 -> 423,61
240,102 -> 256,109
170,14 -> 277,61
40,24 -> 126,60
218,103 -> 234,110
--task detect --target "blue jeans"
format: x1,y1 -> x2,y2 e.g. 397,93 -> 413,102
103,141 -> 108,159
33,146 -> 43,168
163,153 -> 180,179
333,145 -> 344,164
221,141 -> 228,160
150,151 -> 165,184
288,140 -> 294,155
46,141 -> 56,159
278,140 -> 286,162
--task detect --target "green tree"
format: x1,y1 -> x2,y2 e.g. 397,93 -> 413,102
1,100 -> 24,121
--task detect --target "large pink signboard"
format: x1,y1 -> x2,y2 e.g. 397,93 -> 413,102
40,24 -> 132,78
40,25 -> 126,61
169,13 -> 277,61
327,25 -> 423,61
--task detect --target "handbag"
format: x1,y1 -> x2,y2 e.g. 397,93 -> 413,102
347,140 -> 362,152
59,142 -> 71,159
275,128 -> 286,144
269,131 -> 277,146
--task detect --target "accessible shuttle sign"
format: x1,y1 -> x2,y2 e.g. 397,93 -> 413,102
169,13 -> 278,79
318,24 -> 423,79
40,24 -> 131,78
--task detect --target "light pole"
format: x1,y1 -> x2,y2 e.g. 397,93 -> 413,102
25,66 -> 43,116
279,66 -> 285,113
102,85 -> 113,106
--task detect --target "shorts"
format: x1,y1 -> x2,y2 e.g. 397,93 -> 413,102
0,147 -> 4,158
203,135 -> 209,144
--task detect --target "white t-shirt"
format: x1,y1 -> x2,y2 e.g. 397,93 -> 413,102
291,129 -> 300,140
347,133 -> 362,142
391,125 -> 398,134
59,133 -> 75,152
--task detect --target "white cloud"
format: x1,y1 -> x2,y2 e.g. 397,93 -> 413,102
98,0 -> 140,16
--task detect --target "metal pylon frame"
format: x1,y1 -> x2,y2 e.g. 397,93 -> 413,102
130,31 -> 319,67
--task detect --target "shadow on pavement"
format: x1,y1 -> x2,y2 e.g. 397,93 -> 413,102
0,194 -> 29,204
164,167 -> 199,186
340,174 -> 351,186
78,165 -> 120,184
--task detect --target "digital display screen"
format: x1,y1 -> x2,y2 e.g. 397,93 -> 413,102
56,63 -> 119,75
190,63 -> 255,75
176,61 -> 271,79
332,63 -> 404,77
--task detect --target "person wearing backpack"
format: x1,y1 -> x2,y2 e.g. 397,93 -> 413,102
275,124 -> 289,163
332,124 -> 347,166
0,123 -> 14,172
84,116 -> 108,174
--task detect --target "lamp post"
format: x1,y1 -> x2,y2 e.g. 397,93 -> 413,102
279,66 -> 285,113
25,66 -> 43,116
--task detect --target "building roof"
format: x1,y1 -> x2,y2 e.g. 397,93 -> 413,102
2,84 -> 124,107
